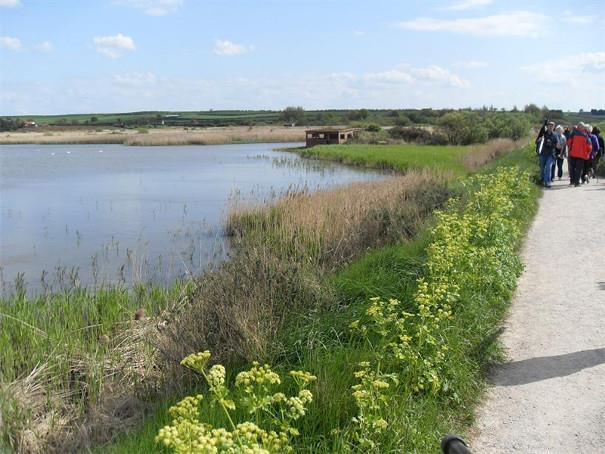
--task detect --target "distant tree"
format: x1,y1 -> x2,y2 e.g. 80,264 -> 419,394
347,109 -> 369,121
281,106 -> 305,125
90,116 -> 98,123
395,114 -> 411,126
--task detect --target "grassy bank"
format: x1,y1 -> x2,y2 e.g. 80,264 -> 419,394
0,126 -> 306,146
100,145 -> 539,453
1,142 -> 538,452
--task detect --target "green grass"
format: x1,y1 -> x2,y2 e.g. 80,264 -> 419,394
300,144 -> 470,175
0,282 -> 192,384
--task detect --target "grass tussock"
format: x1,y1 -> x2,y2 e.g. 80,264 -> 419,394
0,283 -> 192,453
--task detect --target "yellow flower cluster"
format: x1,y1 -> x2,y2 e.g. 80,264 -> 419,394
347,167 -> 532,447
235,362 -> 281,393
157,352 -> 316,453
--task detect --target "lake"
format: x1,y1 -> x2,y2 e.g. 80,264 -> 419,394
0,143 -> 384,295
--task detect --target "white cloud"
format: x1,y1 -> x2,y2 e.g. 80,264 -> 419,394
0,36 -> 22,51
523,51 -> 605,85
0,0 -> 21,7
412,65 -> 471,87
398,11 -> 549,37
35,41 -> 53,53
442,0 -> 493,11
93,33 -> 136,59
364,64 -> 469,88
562,11 -> 595,25
113,0 -> 182,16
213,40 -> 251,56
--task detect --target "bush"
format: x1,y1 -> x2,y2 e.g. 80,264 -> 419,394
388,126 -> 448,145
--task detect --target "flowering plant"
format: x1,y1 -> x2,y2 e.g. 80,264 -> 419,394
156,351 -> 316,453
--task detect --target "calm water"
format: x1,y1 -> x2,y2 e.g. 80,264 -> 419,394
0,143 -> 384,295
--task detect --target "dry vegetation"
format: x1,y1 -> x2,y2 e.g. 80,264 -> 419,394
462,137 -> 530,170
0,126 -> 306,146
162,172 -> 453,369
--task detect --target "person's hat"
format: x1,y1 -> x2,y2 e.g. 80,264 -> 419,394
548,121 -> 555,125
555,124 -> 563,131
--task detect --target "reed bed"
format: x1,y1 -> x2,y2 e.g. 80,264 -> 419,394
159,172 -> 453,371
462,137 -> 530,170
0,126 -> 305,146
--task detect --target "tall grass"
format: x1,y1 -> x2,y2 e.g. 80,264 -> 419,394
157,172 -> 453,371
0,282 -> 193,452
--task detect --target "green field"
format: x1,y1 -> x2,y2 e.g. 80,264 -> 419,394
300,143 -> 470,175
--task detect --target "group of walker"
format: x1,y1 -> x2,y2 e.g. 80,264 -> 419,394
536,121 -> 603,187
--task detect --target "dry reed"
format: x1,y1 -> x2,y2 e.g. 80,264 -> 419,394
160,172 -> 453,370
0,127 -> 306,146
462,137 -> 530,170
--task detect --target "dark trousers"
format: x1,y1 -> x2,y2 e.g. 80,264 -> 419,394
551,157 -> 565,180
569,157 -> 584,185
582,158 -> 595,179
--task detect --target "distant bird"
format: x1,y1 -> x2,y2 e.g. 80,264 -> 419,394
51,152 -> 55,156
98,150 -> 103,153
134,307 -> 146,321
66,151 -> 71,154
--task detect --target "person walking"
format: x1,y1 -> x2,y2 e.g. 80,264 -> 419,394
567,123 -> 592,187
552,124 -> 567,180
592,126 -> 604,175
536,121 -> 557,187
585,125 -> 601,181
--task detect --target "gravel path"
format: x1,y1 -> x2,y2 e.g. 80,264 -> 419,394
472,176 -> 605,453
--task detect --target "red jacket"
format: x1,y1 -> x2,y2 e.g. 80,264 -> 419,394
567,130 -> 592,160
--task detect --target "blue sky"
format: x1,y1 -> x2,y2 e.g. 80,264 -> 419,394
1,0 -> 603,115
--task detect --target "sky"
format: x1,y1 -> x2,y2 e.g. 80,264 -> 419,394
0,0 -> 603,115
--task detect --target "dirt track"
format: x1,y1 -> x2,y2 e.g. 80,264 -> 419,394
472,176 -> 605,453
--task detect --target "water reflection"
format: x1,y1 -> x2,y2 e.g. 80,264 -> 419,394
0,142 -> 384,296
